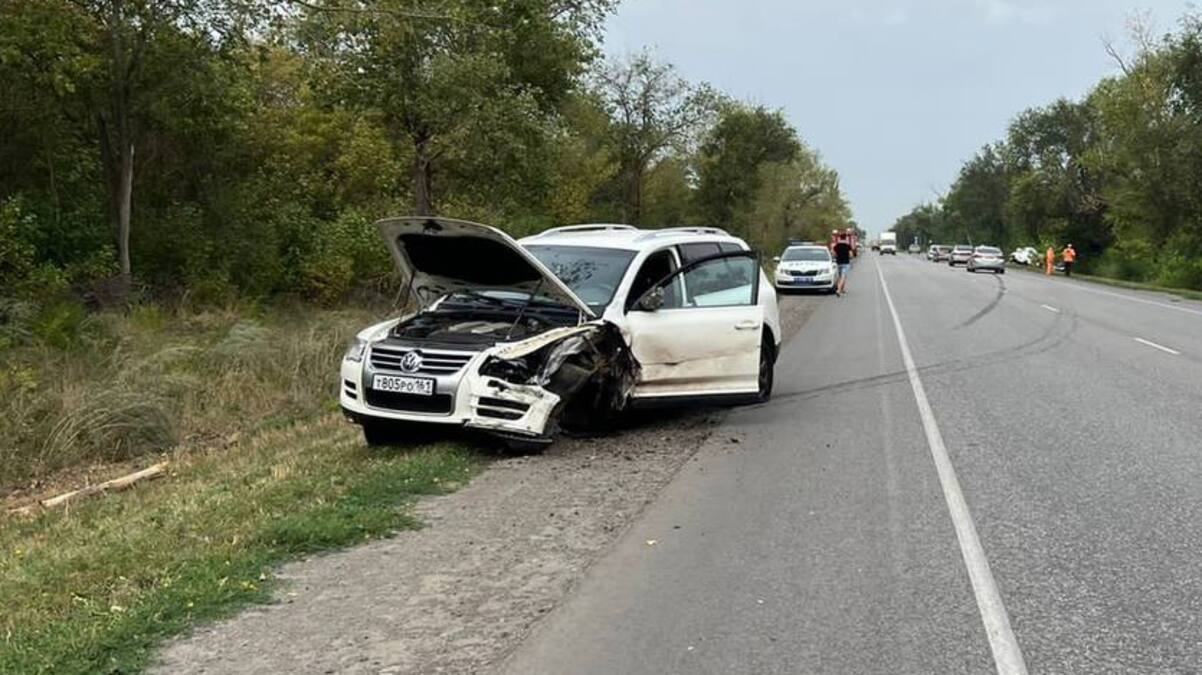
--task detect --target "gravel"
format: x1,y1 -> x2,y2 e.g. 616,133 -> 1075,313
152,294 -> 823,675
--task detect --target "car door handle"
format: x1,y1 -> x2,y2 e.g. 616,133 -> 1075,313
734,320 -> 760,331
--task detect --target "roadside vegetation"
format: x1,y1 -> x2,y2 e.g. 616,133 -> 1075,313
0,416 -> 479,674
1,0 -> 856,488
0,303 -> 375,489
891,13 -> 1202,292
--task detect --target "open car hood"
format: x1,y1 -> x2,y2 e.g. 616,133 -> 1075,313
378,216 -> 595,318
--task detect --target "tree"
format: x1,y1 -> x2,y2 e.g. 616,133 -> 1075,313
0,0 -> 257,285
696,103 -> 801,229
942,144 -> 1012,246
299,0 -> 614,217
594,52 -> 715,224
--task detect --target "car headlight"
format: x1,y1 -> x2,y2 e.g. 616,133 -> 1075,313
344,338 -> 367,362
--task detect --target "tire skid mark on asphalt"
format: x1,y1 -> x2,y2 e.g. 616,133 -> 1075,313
762,306 -> 1077,407
956,273 -> 1008,329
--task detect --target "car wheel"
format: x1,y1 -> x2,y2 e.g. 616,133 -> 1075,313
502,436 -> 551,455
755,335 -> 775,403
998,269 -> 1005,274
361,418 -> 399,447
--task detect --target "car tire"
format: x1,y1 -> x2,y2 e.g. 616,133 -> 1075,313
998,269 -> 1005,274
755,335 -> 775,403
502,437 -> 551,455
361,418 -> 400,447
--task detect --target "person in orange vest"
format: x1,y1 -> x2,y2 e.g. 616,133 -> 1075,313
1062,243 -> 1077,276
1045,246 -> 1055,276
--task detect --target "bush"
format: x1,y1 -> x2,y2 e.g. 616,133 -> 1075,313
1091,240 -> 1156,283
1157,256 -> 1202,290
27,299 -> 95,350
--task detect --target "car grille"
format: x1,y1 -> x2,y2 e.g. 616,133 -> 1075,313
369,345 -> 474,375
364,390 -> 454,414
789,269 -> 819,277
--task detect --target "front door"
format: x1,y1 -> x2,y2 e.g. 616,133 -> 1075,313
625,252 -> 763,398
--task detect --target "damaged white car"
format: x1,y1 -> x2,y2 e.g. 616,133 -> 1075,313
340,217 -> 782,447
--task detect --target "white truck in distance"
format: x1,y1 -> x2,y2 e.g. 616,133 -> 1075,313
879,231 -> 897,255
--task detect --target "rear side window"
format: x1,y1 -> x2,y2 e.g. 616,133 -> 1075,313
718,242 -> 744,254
665,256 -> 758,309
679,242 -> 722,263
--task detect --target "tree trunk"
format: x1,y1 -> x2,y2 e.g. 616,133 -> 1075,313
412,136 -> 434,216
625,160 -> 645,225
117,140 -> 134,278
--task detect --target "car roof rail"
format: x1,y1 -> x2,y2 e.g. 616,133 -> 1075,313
533,224 -> 638,237
636,226 -> 730,240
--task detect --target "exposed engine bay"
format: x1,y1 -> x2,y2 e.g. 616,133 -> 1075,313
392,312 -> 563,345
390,291 -> 583,346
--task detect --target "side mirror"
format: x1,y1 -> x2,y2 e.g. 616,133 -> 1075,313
773,256 -> 781,263
637,286 -> 665,312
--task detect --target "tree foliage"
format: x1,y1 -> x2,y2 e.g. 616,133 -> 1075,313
893,13 -> 1202,289
0,1 -> 855,324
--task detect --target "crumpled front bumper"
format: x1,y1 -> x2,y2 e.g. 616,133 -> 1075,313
341,323 -> 639,441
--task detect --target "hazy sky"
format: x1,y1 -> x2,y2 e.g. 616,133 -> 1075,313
604,0 -> 1190,233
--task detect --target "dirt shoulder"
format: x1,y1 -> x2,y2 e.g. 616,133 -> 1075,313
152,294 -> 823,675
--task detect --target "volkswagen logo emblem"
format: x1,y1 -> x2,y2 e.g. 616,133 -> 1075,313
399,351 -> 423,373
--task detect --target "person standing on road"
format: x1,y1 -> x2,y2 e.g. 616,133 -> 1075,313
1045,246 -> 1055,276
1062,243 -> 1077,277
833,235 -> 853,296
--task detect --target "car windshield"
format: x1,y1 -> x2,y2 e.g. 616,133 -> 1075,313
782,248 -> 830,262
524,244 -> 637,313
977,247 -> 1002,255
954,245 -> 972,251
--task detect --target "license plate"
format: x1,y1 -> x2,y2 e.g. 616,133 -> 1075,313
372,374 -> 435,396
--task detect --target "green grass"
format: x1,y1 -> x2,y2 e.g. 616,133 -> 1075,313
0,415 -> 481,674
1008,262 -> 1202,302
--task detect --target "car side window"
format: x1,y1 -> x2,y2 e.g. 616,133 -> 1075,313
679,242 -> 721,263
626,249 -> 679,308
662,255 -> 757,309
717,242 -> 743,254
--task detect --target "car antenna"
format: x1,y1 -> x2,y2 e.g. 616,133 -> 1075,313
505,277 -> 546,341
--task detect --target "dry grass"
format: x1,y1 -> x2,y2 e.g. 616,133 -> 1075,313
0,304 -> 378,491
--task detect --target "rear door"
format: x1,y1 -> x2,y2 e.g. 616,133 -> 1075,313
625,251 -> 763,398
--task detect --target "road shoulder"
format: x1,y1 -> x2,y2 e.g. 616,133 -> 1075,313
151,295 -> 823,675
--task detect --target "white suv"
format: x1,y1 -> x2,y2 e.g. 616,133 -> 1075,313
340,217 -> 782,447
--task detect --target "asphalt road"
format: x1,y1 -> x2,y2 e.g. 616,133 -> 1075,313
499,253 -> 1202,674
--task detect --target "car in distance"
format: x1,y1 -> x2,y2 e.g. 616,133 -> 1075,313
929,244 -> 952,262
341,217 -> 783,448
773,244 -> 836,293
948,244 -> 974,266
908,243 -> 921,254
1010,246 -> 1039,266
967,245 -> 1006,274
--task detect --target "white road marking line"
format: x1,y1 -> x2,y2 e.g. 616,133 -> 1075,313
1059,281 -> 1202,318
1040,304 -> 1060,313
1134,337 -> 1181,355
876,264 -> 1028,675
